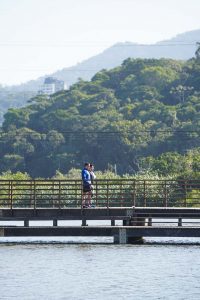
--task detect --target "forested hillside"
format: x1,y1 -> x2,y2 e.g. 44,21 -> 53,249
1,54 -> 200,178
0,29 -> 199,126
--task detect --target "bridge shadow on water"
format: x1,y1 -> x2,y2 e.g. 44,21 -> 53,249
0,236 -> 200,246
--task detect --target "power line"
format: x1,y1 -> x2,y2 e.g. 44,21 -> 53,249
0,42 -> 198,47
37,130 -> 200,133
0,69 -> 106,71
0,131 -> 199,144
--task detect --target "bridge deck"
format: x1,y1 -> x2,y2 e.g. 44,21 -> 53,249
0,226 -> 200,239
0,207 -> 200,242
1,207 -> 200,220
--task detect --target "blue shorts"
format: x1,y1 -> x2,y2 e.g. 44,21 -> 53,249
83,184 -> 92,193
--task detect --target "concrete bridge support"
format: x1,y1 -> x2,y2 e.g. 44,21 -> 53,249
114,213 -> 146,244
114,228 -> 144,244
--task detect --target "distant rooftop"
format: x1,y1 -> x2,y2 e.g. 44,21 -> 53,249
44,77 -> 64,84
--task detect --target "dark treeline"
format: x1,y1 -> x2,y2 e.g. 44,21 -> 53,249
0,50 -> 200,178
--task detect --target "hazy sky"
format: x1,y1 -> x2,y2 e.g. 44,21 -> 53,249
0,0 -> 200,86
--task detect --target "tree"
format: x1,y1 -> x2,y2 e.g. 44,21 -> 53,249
170,85 -> 194,103
0,154 -> 25,172
195,42 -> 200,60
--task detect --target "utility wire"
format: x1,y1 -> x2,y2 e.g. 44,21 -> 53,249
0,69 -> 110,71
0,42 -> 198,47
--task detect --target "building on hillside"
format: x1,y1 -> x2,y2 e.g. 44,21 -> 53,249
38,77 -> 67,95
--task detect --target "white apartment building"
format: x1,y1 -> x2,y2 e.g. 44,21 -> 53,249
38,77 -> 66,95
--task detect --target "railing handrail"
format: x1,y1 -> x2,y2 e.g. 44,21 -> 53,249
0,179 -> 200,182
0,179 -> 200,209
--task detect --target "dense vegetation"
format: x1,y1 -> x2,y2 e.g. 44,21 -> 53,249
1,51 -> 200,178
0,29 -> 198,124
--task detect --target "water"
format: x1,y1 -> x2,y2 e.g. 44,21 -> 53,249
0,219 -> 200,299
0,240 -> 200,299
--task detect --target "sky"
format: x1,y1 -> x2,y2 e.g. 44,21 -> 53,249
0,0 -> 200,86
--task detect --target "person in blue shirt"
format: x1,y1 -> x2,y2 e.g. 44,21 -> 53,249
81,162 -> 92,208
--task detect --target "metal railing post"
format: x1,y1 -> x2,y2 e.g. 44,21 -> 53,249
164,180 -> 168,207
133,180 -> 136,207
144,180 -> 146,207
75,180 -> 78,207
10,181 -> 13,210
106,180 -> 109,208
52,180 -> 55,208
95,181 -> 98,207
29,181 -> 31,208
184,180 -> 187,207
12,181 -> 14,210
120,181 -> 123,207
58,180 -> 61,209
33,180 -> 36,210
81,181 -> 83,208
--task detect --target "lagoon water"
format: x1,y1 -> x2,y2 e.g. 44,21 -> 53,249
0,221 -> 200,300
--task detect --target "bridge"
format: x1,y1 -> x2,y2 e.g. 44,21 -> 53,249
0,179 -> 200,243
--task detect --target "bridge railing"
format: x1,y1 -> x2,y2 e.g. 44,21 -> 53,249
0,179 -> 200,208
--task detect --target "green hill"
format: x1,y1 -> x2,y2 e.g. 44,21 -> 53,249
1,54 -> 200,178
1,29 -> 199,126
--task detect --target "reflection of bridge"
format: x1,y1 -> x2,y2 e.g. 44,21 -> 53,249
0,179 -> 200,243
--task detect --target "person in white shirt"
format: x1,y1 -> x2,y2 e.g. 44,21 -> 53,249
89,164 -> 96,205
89,163 -> 96,184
